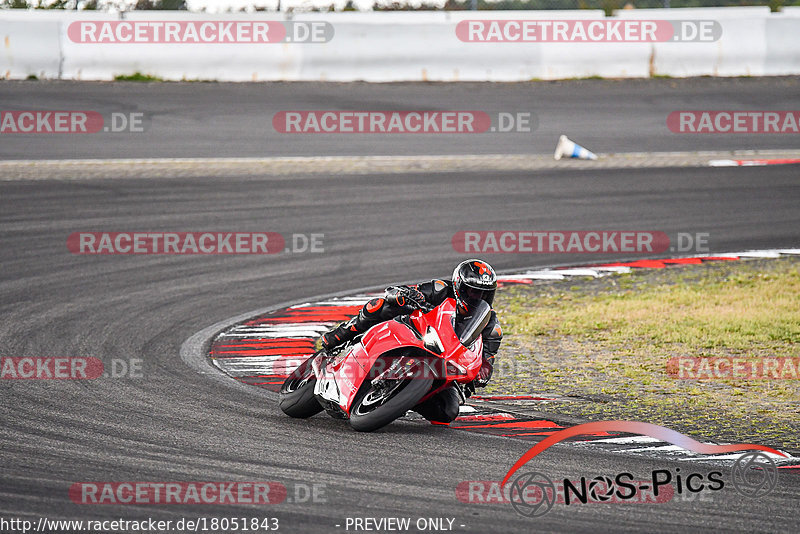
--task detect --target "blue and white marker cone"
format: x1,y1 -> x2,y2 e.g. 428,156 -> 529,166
554,135 -> 598,161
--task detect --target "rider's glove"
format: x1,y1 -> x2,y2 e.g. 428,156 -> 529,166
385,286 -> 428,310
474,358 -> 493,388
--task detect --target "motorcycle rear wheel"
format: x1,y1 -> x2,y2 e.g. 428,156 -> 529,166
279,356 -> 323,418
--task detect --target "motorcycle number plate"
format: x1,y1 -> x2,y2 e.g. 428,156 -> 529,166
314,363 -> 342,404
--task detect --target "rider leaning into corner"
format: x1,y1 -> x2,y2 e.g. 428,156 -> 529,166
319,259 -> 502,424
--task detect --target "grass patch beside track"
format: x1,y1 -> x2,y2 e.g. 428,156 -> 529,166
114,72 -> 164,82
489,257 -> 800,451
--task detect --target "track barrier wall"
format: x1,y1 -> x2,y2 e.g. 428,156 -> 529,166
1,8 -> 798,82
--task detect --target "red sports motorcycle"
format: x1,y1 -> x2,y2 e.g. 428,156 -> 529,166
279,298 -> 491,432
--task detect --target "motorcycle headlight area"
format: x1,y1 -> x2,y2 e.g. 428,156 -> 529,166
422,326 -> 444,355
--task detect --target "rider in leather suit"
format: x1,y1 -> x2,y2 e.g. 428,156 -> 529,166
319,259 -> 502,423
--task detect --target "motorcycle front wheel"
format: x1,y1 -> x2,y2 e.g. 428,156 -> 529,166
349,375 -> 433,432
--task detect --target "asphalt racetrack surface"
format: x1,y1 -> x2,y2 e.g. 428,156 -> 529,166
2,76 -> 800,160
1,79 -> 799,533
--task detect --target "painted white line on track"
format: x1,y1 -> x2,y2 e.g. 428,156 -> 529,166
552,268 -> 603,277
214,356 -> 284,364
621,445 -> 696,454
578,436 -> 664,445
223,330 -> 328,338
715,249 -> 783,258
294,299 -> 374,307
501,272 -> 565,280
226,324 -> 331,333
589,266 -> 633,273
677,451 -> 794,462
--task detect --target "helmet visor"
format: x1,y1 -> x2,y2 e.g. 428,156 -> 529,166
462,285 -> 495,308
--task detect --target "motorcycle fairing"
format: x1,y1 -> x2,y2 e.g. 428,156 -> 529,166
320,298 -> 484,413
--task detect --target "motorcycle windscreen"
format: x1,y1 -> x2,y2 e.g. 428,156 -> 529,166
454,300 -> 491,347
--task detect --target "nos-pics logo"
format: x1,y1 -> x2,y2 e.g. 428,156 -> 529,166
509,452 -> 777,517
500,421 -> 784,518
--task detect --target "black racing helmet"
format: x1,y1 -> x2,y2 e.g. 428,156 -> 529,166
452,259 -> 497,315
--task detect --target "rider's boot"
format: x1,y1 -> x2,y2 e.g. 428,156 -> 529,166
320,317 -> 360,352
413,385 -> 461,424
